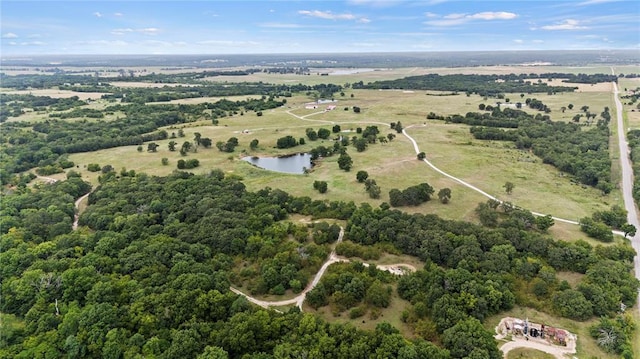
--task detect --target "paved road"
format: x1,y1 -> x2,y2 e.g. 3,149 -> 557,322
611,68 -> 640,310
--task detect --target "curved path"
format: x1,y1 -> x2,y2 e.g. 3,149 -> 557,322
499,339 -> 573,359
611,67 -> 640,310
72,192 -> 91,230
287,105 -> 582,226
231,227 -> 416,311
231,227 -> 346,310
35,174 -> 91,231
401,125 -> 580,226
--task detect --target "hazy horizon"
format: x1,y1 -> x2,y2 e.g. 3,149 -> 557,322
2,50 -> 638,68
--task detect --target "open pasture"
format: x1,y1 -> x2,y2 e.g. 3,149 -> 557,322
65,87 -> 617,234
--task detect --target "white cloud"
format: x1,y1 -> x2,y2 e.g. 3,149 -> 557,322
114,12 -> 123,17
532,39 -> 544,43
111,28 -> 134,35
351,41 -> 378,47
197,40 -> 260,47
298,10 -> 370,23
443,13 -> 466,19
347,0 -> 401,7
2,32 -> 18,38
139,28 -> 160,35
540,19 -> 588,30
425,11 -> 517,26
93,12 -> 103,18
20,41 -> 46,46
513,39 -> 524,44
424,12 -> 438,18
299,10 -> 356,20
579,35 -> 612,42
78,40 -> 129,46
467,12 -> 518,20
412,44 -> 434,50
111,28 -> 160,36
578,0 -> 619,5
259,22 -> 303,28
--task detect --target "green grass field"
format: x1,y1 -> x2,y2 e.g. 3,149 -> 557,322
61,86 -> 620,234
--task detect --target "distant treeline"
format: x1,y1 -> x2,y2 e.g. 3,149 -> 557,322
102,83 -> 342,104
0,70 -> 256,89
354,73 -> 618,97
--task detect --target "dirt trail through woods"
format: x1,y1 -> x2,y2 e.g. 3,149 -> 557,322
230,227 -> 416,311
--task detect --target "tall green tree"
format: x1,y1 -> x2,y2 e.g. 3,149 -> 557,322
338,153 -> 353,171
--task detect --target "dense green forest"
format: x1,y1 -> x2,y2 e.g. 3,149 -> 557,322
628,129 -> 640,204
428,106 -> 613,193
354,73 -> 618,97
1,170 -> 637,358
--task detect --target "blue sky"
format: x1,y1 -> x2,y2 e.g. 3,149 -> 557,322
1,0 -> 639,55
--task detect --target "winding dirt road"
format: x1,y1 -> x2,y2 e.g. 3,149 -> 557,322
286,103 -> 584,227
72,192 -> 91,230
611,68 -> 640,310
401,125 -> 581,226
231,227 -> 416,311
231,227 -> 347,310
499,339 -> 574,359
36,174 -> 90,231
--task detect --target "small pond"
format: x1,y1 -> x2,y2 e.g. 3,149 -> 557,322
242,153 -> 312,174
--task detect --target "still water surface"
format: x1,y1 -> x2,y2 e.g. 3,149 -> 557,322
242,153 -> 312,174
